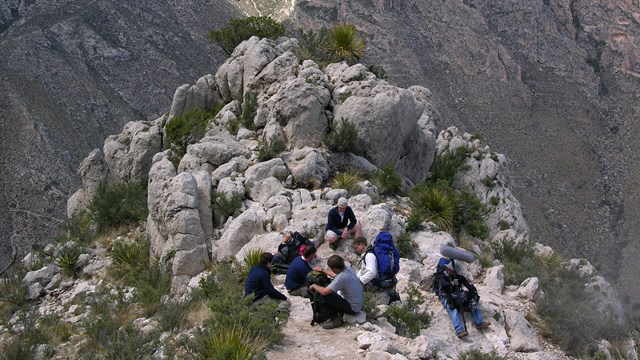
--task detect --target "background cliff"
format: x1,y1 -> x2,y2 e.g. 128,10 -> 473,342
1,0 -> 639,322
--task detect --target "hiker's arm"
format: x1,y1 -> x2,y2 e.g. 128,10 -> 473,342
262,273 -> 287,300
321,268 -> 337,278
309,284 -> 333,296
346,207 -> 357,229
359,253 -> 377,285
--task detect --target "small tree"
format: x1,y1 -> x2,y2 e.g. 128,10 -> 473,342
209,16 -> 287,55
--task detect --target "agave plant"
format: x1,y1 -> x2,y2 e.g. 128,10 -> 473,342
325,23 -> 366,64
411,187 -> 455,232
331,170 -> 362,195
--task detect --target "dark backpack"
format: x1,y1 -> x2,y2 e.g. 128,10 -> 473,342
366,232 -> 400,289
306,270 -> 336,325
272,232 -> 313,275
433,257 -> 453,297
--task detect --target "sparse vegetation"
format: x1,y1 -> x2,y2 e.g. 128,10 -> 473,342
331,170 -> 362,195
324,117 -> 358,153
241,91 -> 258,130
371,164 -> 403,196
383,285 -> 431,338
427,146 -> 469,186
367,64 -> 387,79
458,350 -> 505,360
257,136 -> 286,161
164,107 -> 219,165
395,232 -> 414,258
211,191 -> 245,225
209,16 -> 287,55
89,181 -> 148,233
294,27 -> 332,65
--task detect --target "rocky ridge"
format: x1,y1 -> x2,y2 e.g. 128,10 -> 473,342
2,36 -> 635,359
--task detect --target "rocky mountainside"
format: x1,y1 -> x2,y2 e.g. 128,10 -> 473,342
0,0 -> 239,271
280,0 -> 640,321
1,37 -> 632,357
2,0 -> 640,324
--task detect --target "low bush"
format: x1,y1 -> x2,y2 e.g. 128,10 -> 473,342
324,118 -> 358,153
427,146 -> 469,186
384,286 -> 431,338
89,181 -> 148,233
0,274 -> 28,317
55,212 -> 93,245
209,16 -> 287,55
331,170 -> 362,195
241,91 -> 258,130
294,27 -> 332,65
211,191 -> 245,225
395,232 -> 414,258
257,136 -> 286,161
458,350 -> 505,360
371,164 -> 403,195
164,108 -> 214,165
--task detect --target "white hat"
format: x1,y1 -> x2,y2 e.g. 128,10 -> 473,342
337,197 -> 348,206
444,262 -> 454,271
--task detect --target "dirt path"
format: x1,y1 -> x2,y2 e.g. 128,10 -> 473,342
265,289 -> 365,359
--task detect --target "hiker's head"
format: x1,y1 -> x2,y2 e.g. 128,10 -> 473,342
444,261 -> 455,275
303,245 -> 317,259
327,255 -> 346,272
260,252 -> 274,266
353,237 -> 367,255
337,197 -> 348,212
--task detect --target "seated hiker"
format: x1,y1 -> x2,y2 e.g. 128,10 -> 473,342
285,245 -> 322,298
245,252 -> 291,312
435,258 -> 489,338
308,255 -> 364,329
325,197 -> 363,250
354,236 -> 401,305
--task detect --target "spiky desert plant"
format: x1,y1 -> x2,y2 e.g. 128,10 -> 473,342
199,325 -> 266,360
371,164 -> 403,195
325,23 -> 366,64
410,186 -> 455,232
331,170 -> 362,195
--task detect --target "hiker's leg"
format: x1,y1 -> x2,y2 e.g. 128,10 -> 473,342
441,297 -> 464,334
324,293 -> 356,315
277,300 -> 291,312
350,223 -> 363,239
288,287 -> 304,297
471,308 -> 485,325
325,230 -> 339,244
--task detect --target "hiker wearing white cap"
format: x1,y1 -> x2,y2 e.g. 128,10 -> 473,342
325,197 -> 363,250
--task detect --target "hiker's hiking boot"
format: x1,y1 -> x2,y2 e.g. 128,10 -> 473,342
322,316 -> 344,329
475,322 -> 490,330
456,330 -> 469,338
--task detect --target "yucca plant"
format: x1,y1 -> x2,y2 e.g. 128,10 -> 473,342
294,27 -> 332,65
331,170 -> 362,195
371,164 -> 403,195
428,146 -> 470,186
325,23 -> 366,64
199,325 -> 266,360
236,248 -> 266,282
56,244 -> 81,278
110,239 -> 150,281
410,186 -> 455,232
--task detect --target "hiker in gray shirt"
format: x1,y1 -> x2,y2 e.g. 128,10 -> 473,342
309,255 -> 364,329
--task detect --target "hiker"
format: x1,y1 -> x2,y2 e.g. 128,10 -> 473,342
245,252 -> 291,312
285,245 -> 322,298
354,235 -> 401,305
308,255 -> 364,329
435,258 -> 489,338
325,197 -> 363,250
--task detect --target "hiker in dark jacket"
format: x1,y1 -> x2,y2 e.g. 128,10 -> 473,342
436,258 -> 489,338
285,245 -> 322,298
245,252 -> 291,312
325,197 -> 363,250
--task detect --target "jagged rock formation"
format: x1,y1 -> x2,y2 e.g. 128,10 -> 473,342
5,36 -> 623,358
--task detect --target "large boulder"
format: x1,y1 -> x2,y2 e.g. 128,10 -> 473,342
169,74 -> 221,119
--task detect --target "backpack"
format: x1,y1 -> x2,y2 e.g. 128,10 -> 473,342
366,232 -> 400,289
306,270 -> 336,325
433,257 -> 453,297
272,231 -> 313,275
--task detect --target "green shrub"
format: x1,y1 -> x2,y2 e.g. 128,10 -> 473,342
490,196 -> 500,206
384,286 -> 431,338
406,208 -> 425,232
497,220 -> 510,230
0,274 -> 28,316
362,291 -> 381,321
56,212 -> 93,245
294,27 -> 333,65
194,263 -> 286,358
428,146 -> 469,186
453,188 -> 490,239
164,108 -> 213,163
198,325 -> 266,360
371,164 -> 403,195
1,311 -> 50,359
409,185 -> 455,232
110,237 -> 150,282
241,91 -> 258,130
481,176 -> 495,188
458,350 -> 505,360
325,23 -> 366,64
156,296 -> 197,332
367,64 -> 387,79
89,181 -> 148,233
331,170 -> 362,195
396,232 -> 414,259
211,191 -> 245,225
257,136 -> 286,161
490,240 -> 543,286
236,248 -> 266,282
209,16 -> 287,55
324,118 -> 358,153
56,244 -> 81,278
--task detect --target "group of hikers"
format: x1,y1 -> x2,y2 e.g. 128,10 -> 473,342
244,197 -> 490,337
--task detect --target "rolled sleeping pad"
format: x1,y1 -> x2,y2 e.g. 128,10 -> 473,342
440,244 -> 476,263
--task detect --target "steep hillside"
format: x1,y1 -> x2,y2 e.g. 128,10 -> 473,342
0,0 -> 240,270
280,0 -> 640,320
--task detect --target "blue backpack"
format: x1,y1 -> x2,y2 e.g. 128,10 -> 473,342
367,232 -> 400,288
